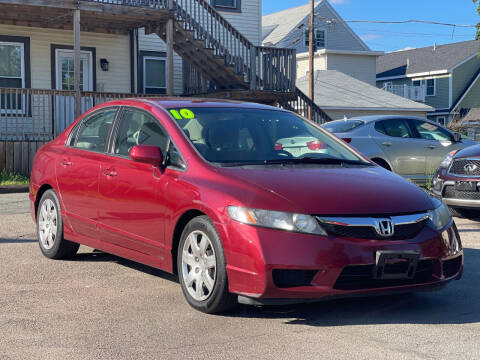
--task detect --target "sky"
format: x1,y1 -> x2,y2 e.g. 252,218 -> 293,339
262,0 -> 480,52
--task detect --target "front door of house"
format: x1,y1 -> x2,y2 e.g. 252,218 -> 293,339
55,49 -> 93,135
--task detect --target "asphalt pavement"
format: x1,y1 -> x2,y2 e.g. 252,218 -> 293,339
1,193 -> 480,360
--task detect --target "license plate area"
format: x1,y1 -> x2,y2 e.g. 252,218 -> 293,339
374,251 -> 420,280
455,181 -> 477,192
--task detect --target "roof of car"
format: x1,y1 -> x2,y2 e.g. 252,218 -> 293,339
327,115 -> 428,124
128,98 -> 282,111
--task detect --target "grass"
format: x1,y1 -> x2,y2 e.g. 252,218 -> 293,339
0,171 -> 30,186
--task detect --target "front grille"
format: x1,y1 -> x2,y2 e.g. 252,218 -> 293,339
442,256 -> 462,278
272,269 -> 318,288
321,220 -> 427,240
333,259 -> 434,290
443,185 -> 480,200
449,159 -> 480,176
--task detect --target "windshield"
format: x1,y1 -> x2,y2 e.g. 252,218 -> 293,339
322,119 -> 364,133
169,107 -> 367,165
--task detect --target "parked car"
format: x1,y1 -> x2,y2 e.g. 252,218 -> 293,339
322,116 -> 476,186
30,100 -> 462,314
432,144 -> 480,218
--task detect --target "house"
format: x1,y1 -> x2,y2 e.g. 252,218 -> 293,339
262,0 -> 383,85
0,0 -> 331,142
297,70 -> 433,120
263,0 -> 431,119
377,40 -> 480,125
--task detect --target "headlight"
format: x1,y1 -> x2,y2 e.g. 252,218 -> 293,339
227,206 -> 327,236
438,150 -> 457,168
427,199 -> 452,231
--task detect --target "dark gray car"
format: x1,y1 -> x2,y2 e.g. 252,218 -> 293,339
323,115 -> 477,185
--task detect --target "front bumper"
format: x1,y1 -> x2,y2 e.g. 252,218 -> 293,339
221,219 -> 463,301
432,176 -> 480,209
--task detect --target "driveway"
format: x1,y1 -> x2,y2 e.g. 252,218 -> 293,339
1,193 -> 480,360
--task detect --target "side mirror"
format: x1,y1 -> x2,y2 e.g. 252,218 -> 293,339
130,145 -> 163,167
453,132 -> 462,143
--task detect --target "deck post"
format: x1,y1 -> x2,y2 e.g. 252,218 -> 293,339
73,9 -> 81,119
166,0 -> 175,96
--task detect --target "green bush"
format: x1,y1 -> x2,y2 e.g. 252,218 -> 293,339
0,171 -> 30,186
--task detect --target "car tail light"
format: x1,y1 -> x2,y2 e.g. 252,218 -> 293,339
274,143 -> 283,151
341,138 -> 352,143
307,140 -> 327,150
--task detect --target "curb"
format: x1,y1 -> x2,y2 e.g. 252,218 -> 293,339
0,185 -> 30,194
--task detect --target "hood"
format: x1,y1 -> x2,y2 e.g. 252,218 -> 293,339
217,165 -> 434,215
455,144 -> 480,158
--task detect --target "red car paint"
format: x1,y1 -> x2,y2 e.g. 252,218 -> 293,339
30,99 -> 463,302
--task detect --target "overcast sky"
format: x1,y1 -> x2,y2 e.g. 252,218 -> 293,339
262,0 -> 479,52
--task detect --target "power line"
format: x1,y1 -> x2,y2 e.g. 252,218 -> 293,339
345,19 -> 477,28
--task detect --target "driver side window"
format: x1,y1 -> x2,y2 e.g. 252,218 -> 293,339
410,119 -> 453,141
114,109 -> 168,157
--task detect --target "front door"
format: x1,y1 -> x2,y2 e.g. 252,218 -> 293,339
55,49 -> 93,134
371,118 -> 426,178
97,108 -> 170,259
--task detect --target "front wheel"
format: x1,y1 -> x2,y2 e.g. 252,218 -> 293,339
37,189 -> 79,259
177,216 -> 236,314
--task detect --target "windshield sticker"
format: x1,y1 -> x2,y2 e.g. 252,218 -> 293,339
170,108 -> 196,120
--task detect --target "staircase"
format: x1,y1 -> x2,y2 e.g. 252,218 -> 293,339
90,0 -> 331,122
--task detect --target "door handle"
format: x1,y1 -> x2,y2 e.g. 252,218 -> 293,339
103,168 -> 118,177
427,145 -> 436,149
60,159 -> 72,167
382,142 -> 392,147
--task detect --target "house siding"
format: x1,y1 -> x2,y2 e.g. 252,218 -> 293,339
0,24 -> 131,93
452,55 -> 480,106
325,54 -> 377,85
457,80 -> 480,109
276,2 -> 367,54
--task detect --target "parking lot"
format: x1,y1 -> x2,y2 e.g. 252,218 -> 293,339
1,193 -> 480,360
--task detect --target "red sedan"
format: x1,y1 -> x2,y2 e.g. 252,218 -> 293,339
30,99 -> 463,313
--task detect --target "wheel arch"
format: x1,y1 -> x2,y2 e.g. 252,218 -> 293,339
371,157 -> 392,171
171,209 -> 207,275
34,183 -> 54,221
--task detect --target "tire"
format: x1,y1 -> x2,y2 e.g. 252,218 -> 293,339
177,216 -> 237,314
448,207 -> 480,219
37,189 -> 79,259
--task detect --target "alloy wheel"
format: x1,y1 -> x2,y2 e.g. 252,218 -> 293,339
38,199 -> 57,250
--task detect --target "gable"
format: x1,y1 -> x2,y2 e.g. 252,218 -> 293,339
263,0 -> 369,53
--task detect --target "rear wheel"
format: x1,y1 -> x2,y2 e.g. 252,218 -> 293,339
177,216 -> 236,314
37,189 -> 79,259
448,207 -> 480,219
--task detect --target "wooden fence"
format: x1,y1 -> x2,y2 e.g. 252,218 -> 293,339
0,141 -> 47,176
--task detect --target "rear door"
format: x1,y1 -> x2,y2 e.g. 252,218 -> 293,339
56,107 -> 118,237
97,107 -> 170,258
371,118 -> 426,177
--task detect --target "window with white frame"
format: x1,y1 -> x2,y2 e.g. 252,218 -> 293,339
143,57 -> 166,94
412,78 -> 435,96
213,0 -> 240,11
0,42 -> 24,88
304,29 -> 326,49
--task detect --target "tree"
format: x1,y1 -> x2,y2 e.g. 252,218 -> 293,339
475,0 -> 480,40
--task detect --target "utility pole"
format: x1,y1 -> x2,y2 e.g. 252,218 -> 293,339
308,0 -> 315,120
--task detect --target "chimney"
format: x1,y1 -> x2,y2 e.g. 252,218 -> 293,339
407,58 -> 410,69
433,42 -> 437,51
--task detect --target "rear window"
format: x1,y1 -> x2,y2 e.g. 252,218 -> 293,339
323,120 -> 364,133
